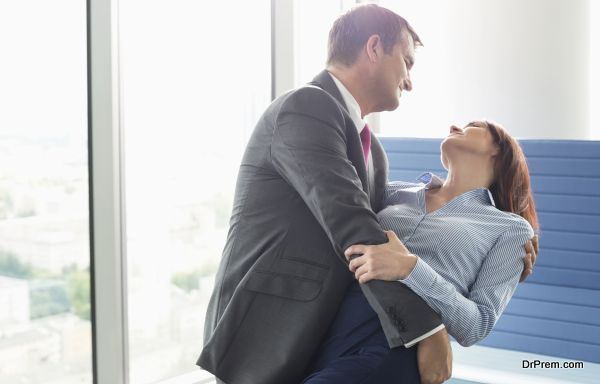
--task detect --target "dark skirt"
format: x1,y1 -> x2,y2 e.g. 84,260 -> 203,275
302,281 -> 421,384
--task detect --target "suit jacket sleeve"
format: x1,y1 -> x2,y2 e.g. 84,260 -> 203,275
271,86 -> 442,347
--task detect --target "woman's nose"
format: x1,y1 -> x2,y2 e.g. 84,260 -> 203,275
402,78 -> 413,92
450,125 -> 462,134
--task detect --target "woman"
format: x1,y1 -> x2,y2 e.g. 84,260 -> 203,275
303,120 -> 539,383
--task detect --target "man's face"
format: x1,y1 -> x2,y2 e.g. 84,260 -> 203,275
372,31 -> 415,112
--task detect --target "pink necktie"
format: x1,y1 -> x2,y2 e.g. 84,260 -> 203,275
360,123 -> 371,165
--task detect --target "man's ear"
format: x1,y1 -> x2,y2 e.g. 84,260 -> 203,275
365,34 -> 382,63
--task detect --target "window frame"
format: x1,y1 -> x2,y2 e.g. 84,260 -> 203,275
88,0 -> 129,383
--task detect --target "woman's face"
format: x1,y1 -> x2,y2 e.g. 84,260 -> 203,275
440,121 -> 499,168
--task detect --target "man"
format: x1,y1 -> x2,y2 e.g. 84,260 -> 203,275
198,5 -> 536,384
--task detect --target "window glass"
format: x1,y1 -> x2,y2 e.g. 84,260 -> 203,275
0,1 -> 91,383
119,1 -> 271,382
293,0 -> 354,87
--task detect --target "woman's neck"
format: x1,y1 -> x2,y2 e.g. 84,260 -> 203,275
431,165 -> 493,203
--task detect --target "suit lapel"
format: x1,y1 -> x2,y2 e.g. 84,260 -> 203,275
310,70 -> 370,196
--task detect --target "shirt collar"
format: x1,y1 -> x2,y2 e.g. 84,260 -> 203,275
328,72 -> 365,133
417,172 -> 496,207
418,172 -> 445,189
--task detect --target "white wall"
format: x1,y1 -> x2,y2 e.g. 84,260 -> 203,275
378,0 -> 592,139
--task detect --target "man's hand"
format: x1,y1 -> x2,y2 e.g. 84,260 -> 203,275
345,231 -> 417,283
520,234 -> 539,282
418,328 -> 452,384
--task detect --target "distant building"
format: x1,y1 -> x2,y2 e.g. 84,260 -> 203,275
0,275 -> 29,327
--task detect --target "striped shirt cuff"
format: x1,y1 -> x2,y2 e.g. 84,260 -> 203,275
400,256 -> 438,297
400,257 -> 446,347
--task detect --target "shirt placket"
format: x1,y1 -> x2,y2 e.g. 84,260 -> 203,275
402,186 -> 429,244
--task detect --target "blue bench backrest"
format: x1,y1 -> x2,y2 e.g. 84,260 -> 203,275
379,137 -> 600,363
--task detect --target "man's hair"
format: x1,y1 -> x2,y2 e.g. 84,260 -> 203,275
327,4 -> 422,67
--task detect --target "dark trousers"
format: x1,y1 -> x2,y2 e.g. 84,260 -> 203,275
303,281 -> 420,383
361,346 -> 420,383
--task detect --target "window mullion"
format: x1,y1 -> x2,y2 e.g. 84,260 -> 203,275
88,0 -> 129,383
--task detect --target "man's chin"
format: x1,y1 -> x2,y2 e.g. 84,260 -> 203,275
373,98 -> 400,113
387,99 -> 400,111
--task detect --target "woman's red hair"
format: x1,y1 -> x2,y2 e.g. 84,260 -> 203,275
485,121 -> 539,232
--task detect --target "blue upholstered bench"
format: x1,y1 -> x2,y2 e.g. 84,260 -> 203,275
380,137 -> 600,382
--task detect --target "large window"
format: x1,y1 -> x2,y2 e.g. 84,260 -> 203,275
119,1 -> 271,382
0,1 -> 91,383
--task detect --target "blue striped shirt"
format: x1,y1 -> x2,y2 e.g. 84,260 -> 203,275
378,172 -> 534,347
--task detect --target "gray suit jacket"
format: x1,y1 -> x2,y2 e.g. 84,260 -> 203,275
197,71 -> 441,384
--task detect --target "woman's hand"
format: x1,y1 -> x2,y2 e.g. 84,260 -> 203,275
520,234 -> 539,282
344,230 -> 418,283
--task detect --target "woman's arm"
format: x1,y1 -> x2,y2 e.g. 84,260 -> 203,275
348,218 -> 534,346
399,219 -> 534,346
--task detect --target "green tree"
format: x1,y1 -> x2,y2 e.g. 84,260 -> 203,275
30,280 -> 71,319
171,260 -> 218,293
67,270 -> 91,321
0,249 -> 32,278
0,188 -> 14,219
172,270 -> 201,292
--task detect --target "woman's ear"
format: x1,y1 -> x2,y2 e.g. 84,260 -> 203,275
488,140 -> 501,157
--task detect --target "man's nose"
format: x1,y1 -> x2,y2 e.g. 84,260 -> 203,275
402,78 -> 413,92
450,125 -> 462,134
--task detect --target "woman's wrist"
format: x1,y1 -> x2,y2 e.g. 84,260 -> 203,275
398,253 -> 418,279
